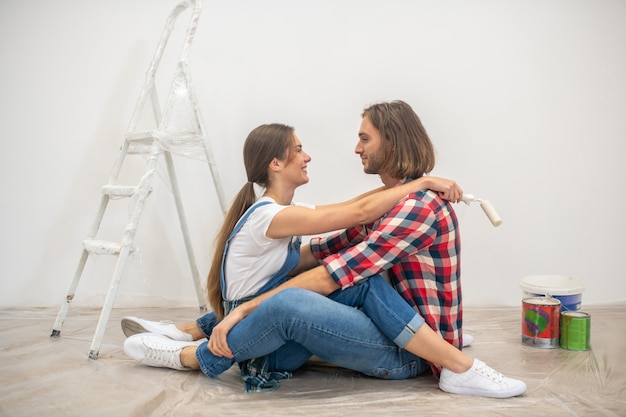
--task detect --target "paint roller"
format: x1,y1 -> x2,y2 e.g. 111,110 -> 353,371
461,194 -> 502,227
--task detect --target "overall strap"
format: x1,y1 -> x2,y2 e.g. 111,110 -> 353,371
220,201 -> 272,299
255,236 -> 301,295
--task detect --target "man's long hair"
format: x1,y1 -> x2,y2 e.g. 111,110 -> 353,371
362,100 -> 435,179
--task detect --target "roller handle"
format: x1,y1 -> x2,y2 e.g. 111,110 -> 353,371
461,194 -> 503,227
479,200 -> 502,227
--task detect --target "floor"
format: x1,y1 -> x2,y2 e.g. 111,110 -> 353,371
1,303 -> 624,417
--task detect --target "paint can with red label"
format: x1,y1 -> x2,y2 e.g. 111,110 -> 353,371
522,297 -> 561,348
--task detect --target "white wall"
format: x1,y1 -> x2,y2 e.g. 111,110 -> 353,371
1,0 -> 624,309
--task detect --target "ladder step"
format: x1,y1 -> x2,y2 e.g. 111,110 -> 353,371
125,130 -> 168,143
126,130 -> 204,142
101,185 -> 137,197
126,131 -> 204,145
83,239 -> 135,255
125,131 -> 206,157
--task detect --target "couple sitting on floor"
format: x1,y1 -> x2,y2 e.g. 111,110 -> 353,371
122,100 -> 526,399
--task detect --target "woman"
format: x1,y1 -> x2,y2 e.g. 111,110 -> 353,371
124,123 -> 526,398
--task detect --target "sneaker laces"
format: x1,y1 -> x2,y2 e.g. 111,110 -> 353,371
474,361 -> 504,383
145,340 -> 183,368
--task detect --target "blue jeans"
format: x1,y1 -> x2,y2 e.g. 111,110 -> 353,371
195,276 -> 429,379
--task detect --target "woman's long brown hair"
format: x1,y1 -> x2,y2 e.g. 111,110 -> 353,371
206,124 -> 295,319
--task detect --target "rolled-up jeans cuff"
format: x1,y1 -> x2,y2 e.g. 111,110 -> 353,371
195,340 -> 230,378
392,314 -> 424,348
196,312 -> 220,339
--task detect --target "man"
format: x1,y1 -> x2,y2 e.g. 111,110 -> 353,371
123,101 -> 525,398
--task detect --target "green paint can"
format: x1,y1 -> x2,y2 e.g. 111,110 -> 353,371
560,311 -> 591,351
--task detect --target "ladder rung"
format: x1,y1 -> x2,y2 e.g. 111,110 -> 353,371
126,131 -> 204,144
125,131 -> 206,157
101,185 -> 137,197
126,130 -> 166,142
83,239 -> 135,255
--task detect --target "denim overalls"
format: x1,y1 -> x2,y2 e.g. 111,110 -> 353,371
221,200 -> 301,392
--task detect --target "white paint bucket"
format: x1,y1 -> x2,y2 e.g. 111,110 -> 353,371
520,275 -> 585,311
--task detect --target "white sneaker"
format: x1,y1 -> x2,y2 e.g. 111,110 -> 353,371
121,316 -> 193,342
439,358 -> 527,398
462,334 -> 475,347
123,333 -> 196,371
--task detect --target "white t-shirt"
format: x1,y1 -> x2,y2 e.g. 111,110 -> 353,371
223,196 -> 314,300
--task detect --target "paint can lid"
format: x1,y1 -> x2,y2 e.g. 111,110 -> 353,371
523,296 -> 562,306
561,311 -> 590,318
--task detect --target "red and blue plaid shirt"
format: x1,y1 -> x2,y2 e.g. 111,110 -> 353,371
309,189 -> 462,375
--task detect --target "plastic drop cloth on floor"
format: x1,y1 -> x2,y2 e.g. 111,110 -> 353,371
1,304 -> 624,417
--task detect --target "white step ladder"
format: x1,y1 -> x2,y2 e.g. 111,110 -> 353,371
50,0 -> 227,360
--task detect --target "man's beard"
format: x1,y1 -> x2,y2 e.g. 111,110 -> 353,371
363,150 -> 385,175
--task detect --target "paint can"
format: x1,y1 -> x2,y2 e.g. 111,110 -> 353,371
560,311 -> 591,351
522,297 -> 561,348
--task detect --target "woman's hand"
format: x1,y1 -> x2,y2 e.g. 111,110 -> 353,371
426,177 -> 463,203
207,306 -> 247,358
